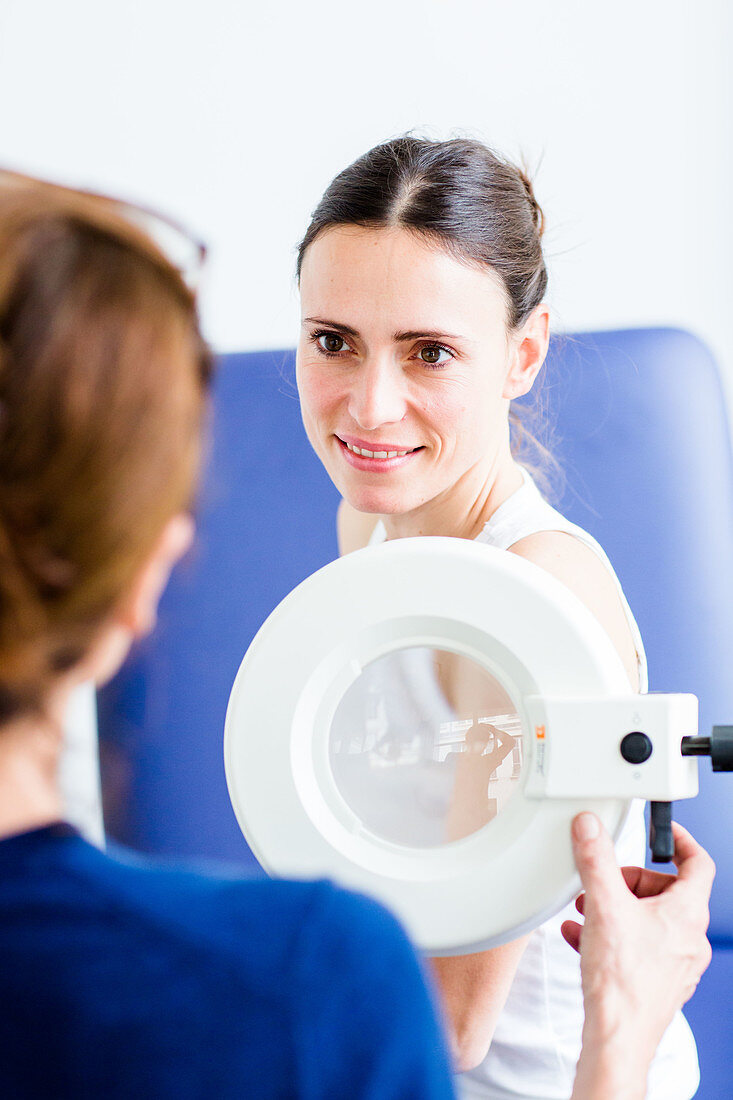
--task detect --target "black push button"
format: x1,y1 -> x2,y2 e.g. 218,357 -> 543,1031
620,731 -> 653,764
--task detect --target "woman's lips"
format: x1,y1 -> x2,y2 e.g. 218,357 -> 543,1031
336,435 -> 423,470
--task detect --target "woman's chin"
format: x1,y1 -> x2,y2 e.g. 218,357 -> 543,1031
344,488 -> 414,516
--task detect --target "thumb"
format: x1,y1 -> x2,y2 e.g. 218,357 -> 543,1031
571,812 -> 626,914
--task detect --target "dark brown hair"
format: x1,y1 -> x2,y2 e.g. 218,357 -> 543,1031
0,172 -> 213,720
297,135 -> 547,330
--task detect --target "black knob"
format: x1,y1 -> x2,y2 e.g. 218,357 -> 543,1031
711,726 -> 733,772
681,728 -> 733,771
620,731 -> 653,764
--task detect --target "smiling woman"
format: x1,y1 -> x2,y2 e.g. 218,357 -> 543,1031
294,136 -> 701,1099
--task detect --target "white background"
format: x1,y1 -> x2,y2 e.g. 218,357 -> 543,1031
1,0 -> 731,394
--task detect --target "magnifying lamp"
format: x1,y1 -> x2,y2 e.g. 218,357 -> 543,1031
224,537 -> 732,955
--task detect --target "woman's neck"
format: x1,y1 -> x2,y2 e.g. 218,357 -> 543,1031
381,448 -> 524,542
0,708 -> 64,840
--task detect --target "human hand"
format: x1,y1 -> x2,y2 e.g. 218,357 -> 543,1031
563,813 -> 714,1100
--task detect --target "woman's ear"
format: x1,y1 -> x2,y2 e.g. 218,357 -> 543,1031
502,304 -> 550,400
75,514 -> 195,689
119,513 -> 195,638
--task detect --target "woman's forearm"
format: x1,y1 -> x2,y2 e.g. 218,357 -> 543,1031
429,936 -> 529,1072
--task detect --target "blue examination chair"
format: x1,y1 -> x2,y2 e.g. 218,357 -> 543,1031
98,329 -> 733,1097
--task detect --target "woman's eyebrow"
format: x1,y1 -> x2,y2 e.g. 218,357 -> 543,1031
302,317 -> 360,338
302,319 -> 468,345
394,329 -> 464,343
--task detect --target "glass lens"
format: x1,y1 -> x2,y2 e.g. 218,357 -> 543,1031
329,648 -> 524,848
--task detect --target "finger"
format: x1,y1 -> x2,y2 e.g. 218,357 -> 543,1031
575,893 -> 585,916
671,823 -> 716,896
671,822 -> 705,869
620,864 -> 677,899
570,813 -> 626,913
561,919 -> 582,953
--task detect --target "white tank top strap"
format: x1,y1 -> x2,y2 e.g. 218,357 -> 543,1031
368,519 -> 387,547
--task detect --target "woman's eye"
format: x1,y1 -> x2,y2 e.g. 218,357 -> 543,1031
317,333 -> 347,355
418,345 -> 451,366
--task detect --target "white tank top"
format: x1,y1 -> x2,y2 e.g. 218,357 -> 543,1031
369,467 -> 700,1100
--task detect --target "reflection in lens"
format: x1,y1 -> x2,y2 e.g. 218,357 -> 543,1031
329,648 -> 523,847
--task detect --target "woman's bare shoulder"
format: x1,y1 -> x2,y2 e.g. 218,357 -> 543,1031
507,530 -> 640,690
336,499 -> 381,555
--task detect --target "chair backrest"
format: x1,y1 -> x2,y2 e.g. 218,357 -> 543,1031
535,328 -> 733,942
98,329 -> 733,940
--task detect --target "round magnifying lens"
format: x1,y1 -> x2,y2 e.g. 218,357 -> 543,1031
329,648 -> 523,849
225,537 -> 632,954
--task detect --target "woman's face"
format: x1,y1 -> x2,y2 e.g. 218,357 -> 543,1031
296,225 -> 537,518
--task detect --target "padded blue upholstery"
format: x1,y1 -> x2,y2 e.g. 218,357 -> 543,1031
524,330 -> 733,924
526,329 -> 733,1098
98,330 -> 733,1096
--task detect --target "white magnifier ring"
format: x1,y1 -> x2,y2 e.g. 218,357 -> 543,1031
225,537 -> 697,955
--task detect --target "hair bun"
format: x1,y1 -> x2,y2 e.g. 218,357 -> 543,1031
517,168 -> 545,240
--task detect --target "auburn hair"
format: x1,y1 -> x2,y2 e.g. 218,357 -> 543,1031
0,173 -> 213,720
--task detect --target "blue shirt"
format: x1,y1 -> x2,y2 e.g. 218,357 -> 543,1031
0,824 -> 455,1098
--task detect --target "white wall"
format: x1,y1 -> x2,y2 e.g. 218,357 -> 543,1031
1,0 -> 731,392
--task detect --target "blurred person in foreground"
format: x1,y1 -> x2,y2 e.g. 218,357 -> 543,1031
0,170 -> 714,1099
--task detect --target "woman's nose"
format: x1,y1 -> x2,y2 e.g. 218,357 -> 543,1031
346,361 -> 407,430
